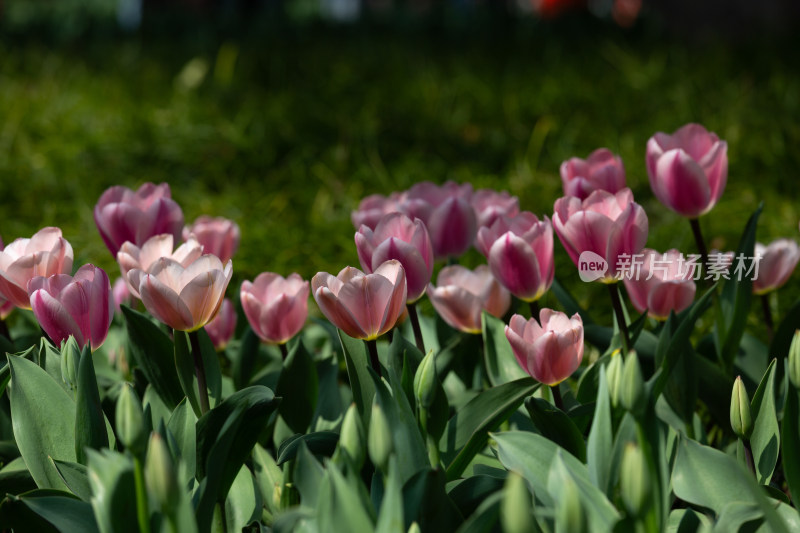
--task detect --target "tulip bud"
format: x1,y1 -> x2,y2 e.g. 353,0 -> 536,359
620,443 -> 651,516
620,352 -> 645,418
790,331 -> 800,390
414,350 -> 438,410
144,433 -> 180,513
407,523 -> 421,533
339,404 -> 366,468
368,401 -> 393,472
555,476 -> 586,533
730,376 -> 753,440
60,336 -> 81,391
605,350 -> 623,408
116,384 -> 147,455
501,471 -> 535,533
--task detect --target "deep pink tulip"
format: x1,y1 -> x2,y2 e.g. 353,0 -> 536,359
127,255 -> 233,332
426,265 -> 511,334
29,264 -> 113,351
623,249 -> 696,320
477,212 -> 554,302
355,213 -> 434,303
183,216 -> 241,264
112,277 -> 132,312
553,188 -> 649,281
471,188 -> 520,229
312,260 -> 406,340
94,182 -> 184,257
0,227 -> 74,309
204,298 -> 237,350
117,234 -> 203,298
646,123 -> 728,218
753,240 -> 800,295
560,148 -> 626,200
505,309 -> 583,386
351,193 -> 403,230
241,273 -> 309,345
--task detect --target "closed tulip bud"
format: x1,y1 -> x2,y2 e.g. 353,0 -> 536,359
790,331 -> 800,390
60,336 -> 81,391
368,401 -> 393,472
605,350 -> 623,408
555,476 -> 586,533
351,193 -> 402,230
501,471 -> 535,533
414,349 -> 438,409
339,404 -> 366,468
560,148 -> 627,200
145,432 -> 180,513
620,352 -> 645,418
730,376 -> 753,440
204,298 -> 237,350
116,384 -> 147,454
471,188 -> 519,229
620,443 -> 651,516
407,523 -> 421,533
241,272 -> 309,345
183,216 -> 241,264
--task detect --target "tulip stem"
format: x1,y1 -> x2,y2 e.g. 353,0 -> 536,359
0,318 -> 10,341
366,339 -> 382,378
528,300 -> 540,321
407,302 -> 426,354
189,330 -> 210,414
550,385 -> 564,411
133,456 -> 151,533
760,294 -> 774,344
689,218 -> 709,274
279,342 -> 289,361
608,284 -> 631,354
743,438 -> 756,476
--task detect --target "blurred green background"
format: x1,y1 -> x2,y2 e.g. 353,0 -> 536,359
0,0 -> 798,320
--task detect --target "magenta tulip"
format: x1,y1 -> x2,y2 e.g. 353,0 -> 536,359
753,240 -> 800,295
312,260 -> 406,340
505,309 -> 583,386
0,227 -> 74,309
560,148 -> 626,200
94,182 -> 185,257
241,273 -> 310,345
426,265 -> 511,334
355,213 -> 433,303
117,234 -> 204,298
29,264 -> 113,351
623,249 -> 696,320
351,193 -> 402,230
646,123 -> 728,218
127,255 -> 233,332
183,216 -> 241,263
471,188 -> 520,229
553,188 -> 648,282
204,298 -> 237,350
112,277 -> 132,312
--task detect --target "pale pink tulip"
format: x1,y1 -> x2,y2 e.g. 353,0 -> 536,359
312,260 -> 406,340
183,216 -> 241,264
117,234 -> 203,298
426,265 -> 511,334
204,298 -> 237,350
351,193 -> 403,230
623,249 -> 696,320
112,277 -> 132,312
29,264 -> 113,351
646,123 -> 728,218
0,227 -> 74,309
471,189 -> 520,229
553,188 -> 648,281
241,273 -> 309,344
505,309 -> 583,386
560,148 -> 626,200
127,255 -> 233,332
94,182 -> 184,257
753,240 -> 800,295
355,213 -> 433,303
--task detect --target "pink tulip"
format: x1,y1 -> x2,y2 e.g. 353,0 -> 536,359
646,123 -> 728,218
127,255 -> 233,332
204,298 -> 237,350
29,264 -> 113,351
471,188 -> 520,229
94,182 -> 185,257
476,213 -> 555,302
312,260 -> 406,340
183,216 -> 241,263
112,277 -> 132,312
241,273 -> 309,344
623,249 -> 696,320
560,148 -> 626,200
426,265 -> 511,334
505,309 -> 584,386
355,213 -> 434,303
0,227 -> 74,309
351,193 -> 402,230
753,240 -> 800,295
553,188 -> 648,281
117,234 -> 203,298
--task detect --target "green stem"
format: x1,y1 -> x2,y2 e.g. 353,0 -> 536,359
366,339 -> 382,378
608,284 -> 631,354
279,342 -> 289,361
133,456 -> 151,533
689,218 -> 709,277
189,330 -> 210,414
550,384 -> 564,411
528,300 -> 540,321
760,294 -> 774,344
743,438 -> 756,476
407,302 -> 426,354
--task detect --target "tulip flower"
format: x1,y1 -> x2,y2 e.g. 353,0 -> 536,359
504,309 -> 584,386
94,182 -> 184,257
112,277 -> 132,312
351,193 -> 402,230
560,148 -> 626,200
117,234 -> 203,298
0,227 -> 74,309
753,240 -> 800,295
183,216 -> 241,263
553,188 -> 648,282
646,123 -> 728,218
427,265 -> 511,334
471,188 -> 520,229
623,248 -> 696,320
241,272 -> 309,345
127,255 -> 232,332
355,213 -> 433,303
28,264 -> 113,351
204,298 -> 237,350
476,212 -> 554,302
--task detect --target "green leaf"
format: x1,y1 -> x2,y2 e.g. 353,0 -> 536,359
251,444 -> 282,515
781,380 -> 800,506
316,461 -> 376,533
453,492 -> 502,533
50,459 -> 91,501
0,463 -> 37,496
74,345 -> 109,465
375,457 -> 404,533
294,440 -> 325,508
441,377 -> 539,481
447,475 -> 504,519
233,326 -> 260,390
338,330 -> 376,422
196,328 -> 222,408
276,431 -> 340,465
552,277 -> 594,324
166,398 -> 198,483
5,490 -> 99,533
524,397 -> 586,462
481,312 -> 527,386
276,339 -> 319,433
587,369 -> 613,495
770,299 -> 800,362
224,466 -> 261,533
86,449 -> 138,533
311,356 -> 345,432
402,467 -> 462,531
173,330 -> 203,416
750,359 -> 779,485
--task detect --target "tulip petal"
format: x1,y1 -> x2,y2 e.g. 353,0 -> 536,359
314,286 -> 368,339
31,288 -> 85,347
139,274 -> 194,331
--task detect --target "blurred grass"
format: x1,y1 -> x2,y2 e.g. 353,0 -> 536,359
0,20 -> 798,321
